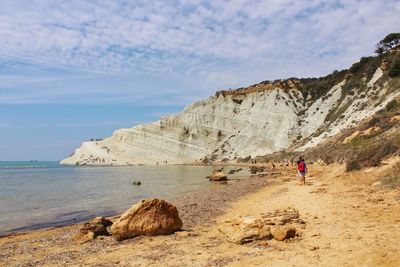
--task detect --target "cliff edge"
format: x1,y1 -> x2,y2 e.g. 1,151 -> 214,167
61,50 -> 400,165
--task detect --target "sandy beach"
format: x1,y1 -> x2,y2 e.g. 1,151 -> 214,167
1,160 -> 399,267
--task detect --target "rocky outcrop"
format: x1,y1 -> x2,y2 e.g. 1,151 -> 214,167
209,172 -> 227,181
110,199 -> 183,241
219,208 -> 303,244
271,226 -> 297,241
73,216 -> 113,244
61,52 -> 400,165
218,216 -> 272,244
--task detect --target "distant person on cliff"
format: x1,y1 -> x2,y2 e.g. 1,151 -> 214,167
296,157 -> 307,185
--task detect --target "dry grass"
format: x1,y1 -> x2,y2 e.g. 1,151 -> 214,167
345,159 -> 361,172
381,162 -> 400,189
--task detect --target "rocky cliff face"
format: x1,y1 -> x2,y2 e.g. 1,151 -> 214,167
61,52 -> 400,165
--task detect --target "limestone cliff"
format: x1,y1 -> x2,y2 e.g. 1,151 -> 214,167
61,51 -> 400,165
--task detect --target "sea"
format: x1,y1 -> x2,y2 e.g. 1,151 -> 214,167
0,161 -> 248,236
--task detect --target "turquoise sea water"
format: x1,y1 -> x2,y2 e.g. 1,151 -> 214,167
0,162 -> 247,235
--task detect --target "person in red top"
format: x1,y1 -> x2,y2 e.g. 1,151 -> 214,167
296,157 -> 307,185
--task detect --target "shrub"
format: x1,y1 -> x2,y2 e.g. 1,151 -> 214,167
381,176 -> 400,189
359,142 -> 398,167
321,154 -> 335,165
375,33 -> 400,54
388,57 -> 400,77
385,99 -> 400,112
346,159 -> 361,171
381,162 -> 400,189
349,136 -> 362,146
350,62 -> 362,73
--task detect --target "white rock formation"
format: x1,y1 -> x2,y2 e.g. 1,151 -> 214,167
61,67 -> 399,165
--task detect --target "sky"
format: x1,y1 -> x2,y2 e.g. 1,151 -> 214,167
0,0 -> 399,160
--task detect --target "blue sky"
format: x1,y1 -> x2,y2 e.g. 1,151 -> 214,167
0,0 -> 399,160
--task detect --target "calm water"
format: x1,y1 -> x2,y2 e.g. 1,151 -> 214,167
0,162 -> 248,235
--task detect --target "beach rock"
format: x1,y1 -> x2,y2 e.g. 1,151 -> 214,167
90,216 -> 113,229
175,231 -> 191,237
228,168 -> 242,174
209,172 -> 227,181
110,198 -> 183,241
271,226 -> 296,241
249,166 -> 266,174
261,208 -> 300,225
74,231 -> 96,244
218,216 -> 272,244
73,216 -> 113,244
132,181 -> 142,185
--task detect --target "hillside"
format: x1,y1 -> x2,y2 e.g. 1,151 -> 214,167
61,49 -> 400,165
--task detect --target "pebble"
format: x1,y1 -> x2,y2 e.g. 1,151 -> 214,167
372,181 -> 382,187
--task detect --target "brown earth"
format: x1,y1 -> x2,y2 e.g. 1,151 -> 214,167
1,159 -> 399,266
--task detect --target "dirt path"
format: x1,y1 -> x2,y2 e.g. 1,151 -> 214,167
221,164 -> 400,266
1,162 -> 399,266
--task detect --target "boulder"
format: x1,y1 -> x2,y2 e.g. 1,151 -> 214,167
228,168 -> 242,174
249,166 -> 266,174
218,208 -> 302,244
261,208 -> 300,225
73,216 -> 113,244
209,172 -> 227,181
271,226 -> 296,241
110,198 -> 183,241
74,231 -> 95,244
218,216 -> 271,244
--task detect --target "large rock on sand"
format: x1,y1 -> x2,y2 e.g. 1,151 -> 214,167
218,216 -> 272,244
73,216 -> 113,244
219,208 -> 301,244
271,226 -> 296,241
110,198 -> 183,241
209,172 -> 227,181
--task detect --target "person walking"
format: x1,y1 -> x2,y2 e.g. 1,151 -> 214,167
296,157 -> 307,185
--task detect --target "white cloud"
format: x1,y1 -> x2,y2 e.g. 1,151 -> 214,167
0,0 -> 399,104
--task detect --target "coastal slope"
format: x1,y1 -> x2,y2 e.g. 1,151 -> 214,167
61,51 -> 400,165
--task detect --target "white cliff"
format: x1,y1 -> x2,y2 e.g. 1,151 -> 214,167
61,65 -> 400,165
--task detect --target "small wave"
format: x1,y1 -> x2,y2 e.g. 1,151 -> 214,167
0,165 -> 48,169
0,162 -> 59,170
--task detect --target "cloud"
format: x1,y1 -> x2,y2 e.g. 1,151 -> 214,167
36,120 -> 142,128
0,0 -> 399,104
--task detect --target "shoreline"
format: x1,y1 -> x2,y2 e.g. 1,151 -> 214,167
0,165 -> 268,238
0,164 -> 253,237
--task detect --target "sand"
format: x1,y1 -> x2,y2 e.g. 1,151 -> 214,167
1,161 -> 399,267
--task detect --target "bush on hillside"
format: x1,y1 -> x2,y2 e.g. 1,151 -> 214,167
345,159 -> 361,172
385,99 -> 400,112
381,162 -> 400,189
375,32 -> 400,54
388,57 -> 400,77
357,142 -> 399,167
382,175 -> 400,189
